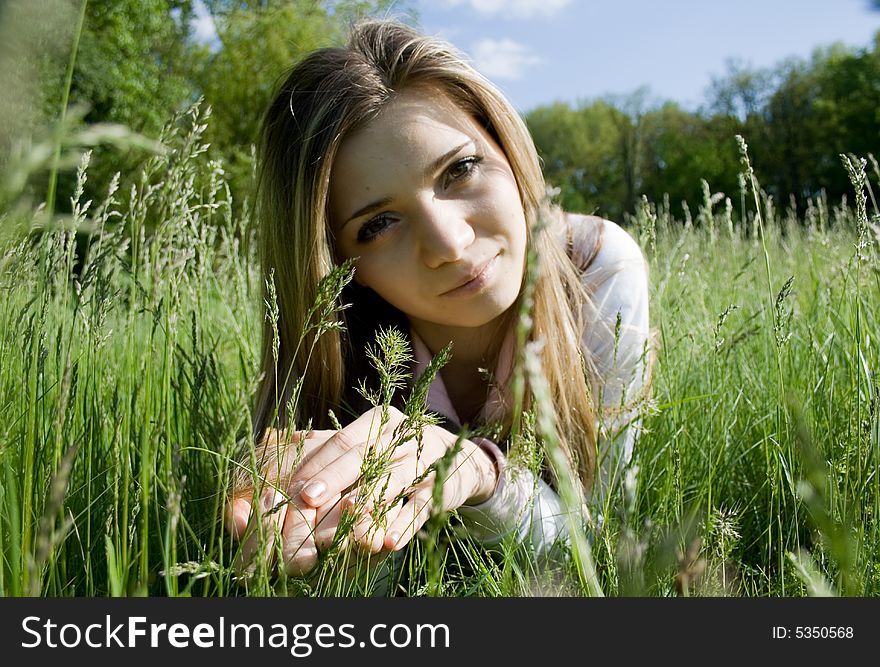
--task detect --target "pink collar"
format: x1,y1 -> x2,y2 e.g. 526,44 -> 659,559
409,327 -> 516,427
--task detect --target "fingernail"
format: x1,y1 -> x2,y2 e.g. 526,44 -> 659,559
302,480 -> 326,502
386,531 -> 401,549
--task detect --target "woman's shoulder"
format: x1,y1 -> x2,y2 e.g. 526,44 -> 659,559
563,212 -> 646,276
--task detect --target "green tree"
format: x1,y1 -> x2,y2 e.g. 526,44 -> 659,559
606,87 -> 651,216
809,38 -> 880,197
69,0 -> 195,132
639,102 -> 740,220
530,31 -> 880,225
743,38 -> 880,208
192,1 -> 339,204
707,59 -> 774,121
527,99 -> 633,219
757,58 -> 822,204
34,0 -> 405,213
39,0 -> 198,209
527,102 -> 594,212
193,0 -> 403,205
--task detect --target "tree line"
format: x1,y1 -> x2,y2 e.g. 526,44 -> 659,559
526,32 -> 880,222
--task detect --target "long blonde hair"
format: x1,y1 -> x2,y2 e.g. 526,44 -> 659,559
253,20 -> 599,489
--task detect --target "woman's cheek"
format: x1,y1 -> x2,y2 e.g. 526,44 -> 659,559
354,256 -> 390,292
353,260 -> 375,288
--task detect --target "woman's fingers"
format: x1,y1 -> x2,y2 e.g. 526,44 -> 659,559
225,496 -> 251,540
350,498 -> 405,555
277,485 -> 319,576
379,448 -> 481,551
298,434 -> 464,555
359,447 -> 476,553
235,487 -> 290,573
222,431 -> 489,579
297,408 -> 403,505
303,441 -> 416,509
313,492 -> 347,552
383,488 -> 435,551
376,500 -> 406,552
292,429 -> 339,468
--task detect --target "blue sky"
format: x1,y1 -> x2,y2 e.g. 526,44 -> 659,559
408,0 -> 880,113
189,1 -> 880,113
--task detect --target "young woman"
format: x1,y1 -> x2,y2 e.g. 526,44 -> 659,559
226,20 -> 651,579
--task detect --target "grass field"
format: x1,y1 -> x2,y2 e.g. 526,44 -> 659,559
1,108 -> 878,597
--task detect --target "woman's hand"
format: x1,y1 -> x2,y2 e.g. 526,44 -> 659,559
224,406 -> 499,578
225,428 -> 343,576
293,406 -> 499,554
224,425 -> 414,577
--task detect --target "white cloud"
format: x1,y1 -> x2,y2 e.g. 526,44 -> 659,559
471,38 -> 542,80
191,0 -> 218,46
440,0 -> 573,19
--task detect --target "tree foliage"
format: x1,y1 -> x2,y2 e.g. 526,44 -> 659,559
70,0 -> 195,133
22,0 -> 401,212
192,0 -> 398,203
527,31 -> 880,223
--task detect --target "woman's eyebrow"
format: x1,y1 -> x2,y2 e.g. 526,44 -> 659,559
343,196 -> 394,228
427,140 -> 473,175
340,140 -> 475,228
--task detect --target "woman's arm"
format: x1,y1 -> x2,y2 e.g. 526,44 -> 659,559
455,445 -> 576,559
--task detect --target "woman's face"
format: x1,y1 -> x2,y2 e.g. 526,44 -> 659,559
328,87 -> 528,336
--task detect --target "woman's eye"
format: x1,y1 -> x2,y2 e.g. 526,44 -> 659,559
357,214 -> 396,243
445,156 -> 482,186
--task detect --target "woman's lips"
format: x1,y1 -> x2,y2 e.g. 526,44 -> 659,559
441,254 -> 500,297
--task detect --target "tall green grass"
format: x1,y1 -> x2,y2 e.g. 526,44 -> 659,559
1,106 -> 878,596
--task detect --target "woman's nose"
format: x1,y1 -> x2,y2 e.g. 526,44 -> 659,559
415,200 -> 475,268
